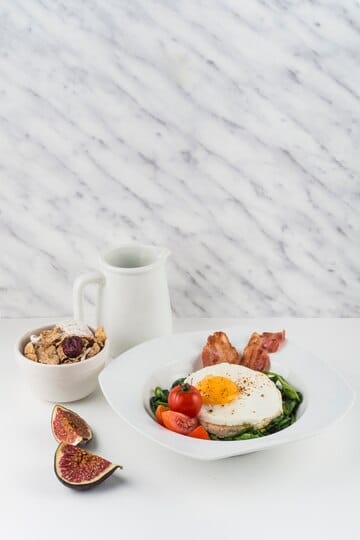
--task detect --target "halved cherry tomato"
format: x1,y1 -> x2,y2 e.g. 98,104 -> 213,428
188,426 -> 210,440
168,384 -> 202,417
155,405 -> 168,426
162,411 -> 199,435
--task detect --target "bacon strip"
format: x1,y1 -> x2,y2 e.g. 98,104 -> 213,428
202,331 -> 241,368
240,330 -> 286,372
261,330 -> 286,353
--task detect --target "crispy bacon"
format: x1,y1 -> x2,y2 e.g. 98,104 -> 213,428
202,331 -> 241,368
261,330 -> 286,353
241,332 -> 269,371
240,330 -> 286,372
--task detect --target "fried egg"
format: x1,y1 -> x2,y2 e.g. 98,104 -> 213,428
185,363 -> 283,437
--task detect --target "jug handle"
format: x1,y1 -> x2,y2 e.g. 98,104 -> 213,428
73,271 -> 105,325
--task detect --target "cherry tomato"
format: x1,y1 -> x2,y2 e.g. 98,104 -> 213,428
168,384 -> 202,417
188,426 -> 210,440
162,411 -> 198,435
155,405 -> 168,425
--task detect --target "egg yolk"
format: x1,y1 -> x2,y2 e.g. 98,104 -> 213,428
196,375 -> 239,405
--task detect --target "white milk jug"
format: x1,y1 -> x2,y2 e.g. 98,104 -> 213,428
73,244 -> 172,357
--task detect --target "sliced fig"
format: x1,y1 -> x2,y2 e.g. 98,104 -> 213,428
54,443 -> 122,490
51,405 -> 92,445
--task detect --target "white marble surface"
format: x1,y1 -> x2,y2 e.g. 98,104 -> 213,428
0,0 -> 359,318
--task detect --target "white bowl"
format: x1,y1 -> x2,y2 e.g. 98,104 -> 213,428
99,326 -> 355,460
16,325 -> 108,402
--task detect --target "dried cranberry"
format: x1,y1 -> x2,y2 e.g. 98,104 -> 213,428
62,336 -> 83,358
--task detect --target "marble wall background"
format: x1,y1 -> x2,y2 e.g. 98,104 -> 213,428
0,0 -> 359,319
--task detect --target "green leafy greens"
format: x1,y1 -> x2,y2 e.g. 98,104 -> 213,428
149,378 -> 187,415
149,372 -> 302,441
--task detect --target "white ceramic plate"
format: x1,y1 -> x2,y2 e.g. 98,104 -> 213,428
99,326 -> 355,460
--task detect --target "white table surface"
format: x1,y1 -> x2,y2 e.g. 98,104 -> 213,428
1,317 -> 359,540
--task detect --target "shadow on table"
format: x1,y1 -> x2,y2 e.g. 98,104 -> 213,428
84,473 -> 130,494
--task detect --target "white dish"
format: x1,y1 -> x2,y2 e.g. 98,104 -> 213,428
99,326 -> 355,460
16,325 -> 108,402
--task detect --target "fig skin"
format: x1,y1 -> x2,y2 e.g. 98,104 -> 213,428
54,443 -> 122,490
51,405 -> 93,446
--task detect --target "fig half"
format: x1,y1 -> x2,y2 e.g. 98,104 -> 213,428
51,405 -> 92,445
54,443 -> 122,490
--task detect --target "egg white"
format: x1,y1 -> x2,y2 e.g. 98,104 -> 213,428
185,363 -> 283,436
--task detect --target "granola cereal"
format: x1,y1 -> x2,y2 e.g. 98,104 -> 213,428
24,342 -> 37,362
95,326 -> 106,345
23,321 -> 107,365
38,345 -> 60,365
87,342 -> 101,358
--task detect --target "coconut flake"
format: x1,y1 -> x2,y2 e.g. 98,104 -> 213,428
80,347 -> 91,361
58,320 -> 93,338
